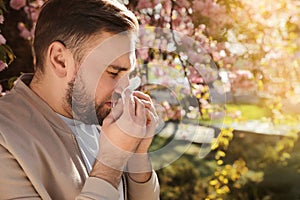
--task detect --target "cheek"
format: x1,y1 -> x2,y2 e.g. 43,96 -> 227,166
95,76 -> 118,101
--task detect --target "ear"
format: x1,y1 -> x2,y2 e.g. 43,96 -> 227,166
47,41 -> 71,78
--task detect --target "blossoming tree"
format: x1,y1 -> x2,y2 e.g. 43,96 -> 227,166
1,0 -> 300,199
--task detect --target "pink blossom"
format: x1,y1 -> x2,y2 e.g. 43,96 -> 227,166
193,0 -> 228,28
17,22 -> 33,40
0,60 -> 8,72
187,50 -> 203,64
194,65 -> 218,83
193,0 -> 204,12
213,80 -> 230,94
136,0 -> 152,10
189,67 -> 203,84
0,15 -> 4,24
137,48 -> 149,60
151,67 -> 165,77
0,34 -> 6,45
162,1 -> 172,15
162,101 -> 181,121
10,0 -> 26,10
175,0 -> 190,8
181,37 -> 194,49
24,5 -> 41,23
208,111 -> 225,120
192,84 -> 205,96
29,0 -> 44,7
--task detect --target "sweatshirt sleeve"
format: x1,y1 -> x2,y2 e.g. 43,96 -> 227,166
77,171 -> 160,200
126,170 -> 160,200
0,144 -> 42,199
0,135 -> 158,200
76,177 -> 120,200
0,142 -> 120,200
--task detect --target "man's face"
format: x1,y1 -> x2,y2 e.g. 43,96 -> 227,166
66,32 -> 136,125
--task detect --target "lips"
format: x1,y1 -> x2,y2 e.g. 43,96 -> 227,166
105,102 -> 112,107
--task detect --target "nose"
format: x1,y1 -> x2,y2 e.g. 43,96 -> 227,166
114,74 -> 130,95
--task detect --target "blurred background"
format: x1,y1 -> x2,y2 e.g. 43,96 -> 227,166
1,0 -> 300,199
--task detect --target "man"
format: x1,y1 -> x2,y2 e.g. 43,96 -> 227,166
0,0 -> 160,199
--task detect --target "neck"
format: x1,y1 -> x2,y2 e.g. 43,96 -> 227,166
29,73 -> 73,119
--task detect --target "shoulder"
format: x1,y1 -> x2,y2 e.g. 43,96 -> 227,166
0,89 -> 33,127
0,90 -> 34,145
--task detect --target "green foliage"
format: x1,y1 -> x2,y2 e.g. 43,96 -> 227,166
154,131 -> 300,200
0,0 -> 14,66
158,157 -> 201,200
7,76 -> 17,89
0,0 -> 7,15
0,44 -> 14,65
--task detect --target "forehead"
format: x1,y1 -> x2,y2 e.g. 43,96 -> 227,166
83,32 -> 135,65
77,32 -> 136,76
89,31 -> 135,55
107,53 -> 136,71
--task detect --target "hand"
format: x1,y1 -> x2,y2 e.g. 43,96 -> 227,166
132,91 -> 159,153
126,91 -> 159,182
90,89 -> 147,188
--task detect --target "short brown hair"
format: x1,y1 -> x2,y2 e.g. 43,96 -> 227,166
33,0 -> 138,72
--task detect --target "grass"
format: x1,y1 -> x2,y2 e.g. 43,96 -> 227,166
225,103 -> 272,120
200,103 -> 273,126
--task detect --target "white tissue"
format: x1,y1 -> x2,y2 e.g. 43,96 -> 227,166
121,76 -> 141,103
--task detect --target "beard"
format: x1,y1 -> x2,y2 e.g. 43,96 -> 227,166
65,76 -> 111,126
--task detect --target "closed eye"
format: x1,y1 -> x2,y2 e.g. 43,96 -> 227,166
108,71 -> 118,76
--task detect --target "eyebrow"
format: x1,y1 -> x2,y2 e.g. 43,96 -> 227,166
108,65 -> 132,71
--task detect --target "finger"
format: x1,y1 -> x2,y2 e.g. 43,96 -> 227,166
139,99 -> 152,110
145,101 -> 158,119
147,108 -> 158,123
122,88 -> 135,119
133,96 -> 146,125
103,98 -> 123,125
145,108 -> 152,125
145,109 -> 157,137
133,92 -> 157,116
140,99 -> 158,129
133,91 -> 152,102
143,103 -> 159,124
